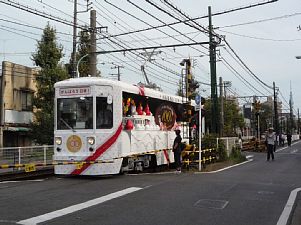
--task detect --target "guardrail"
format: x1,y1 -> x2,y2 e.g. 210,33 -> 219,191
0,145 -> 53,173
182,145 -> 217,169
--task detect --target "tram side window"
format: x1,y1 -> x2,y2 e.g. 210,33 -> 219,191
96,97 -> 113,129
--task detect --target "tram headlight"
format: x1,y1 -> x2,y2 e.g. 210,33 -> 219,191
87,137 -> 95,145
55,137 -> 62,145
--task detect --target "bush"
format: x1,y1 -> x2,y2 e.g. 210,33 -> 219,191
216,140 -> 227,162
230,146 -> 246,163
201,134 -> 227,162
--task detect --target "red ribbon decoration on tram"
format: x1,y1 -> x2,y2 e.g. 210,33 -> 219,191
163,149 -> 170,165
137,85 -> 145,96
71,123 -> 123,175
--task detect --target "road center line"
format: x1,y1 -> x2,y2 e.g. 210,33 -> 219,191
17,187 -> 142,225
277,187 -> 301,225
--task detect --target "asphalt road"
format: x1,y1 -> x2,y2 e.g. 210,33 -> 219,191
0,142 -> 300,225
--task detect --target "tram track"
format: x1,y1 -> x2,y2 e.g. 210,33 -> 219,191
0,167 -> 54,181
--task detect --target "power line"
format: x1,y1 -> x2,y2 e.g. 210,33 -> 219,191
219,30 -> 301,42
0,17 -> 72,36
127,0 -> 208,54
223,38 -> 274,90
103,0 -> 208,55
220,56 -> 265,95
218,12 -> 301,29
222,46 -> 272,95
100,0 -> 278,39
0,0 -> 84,28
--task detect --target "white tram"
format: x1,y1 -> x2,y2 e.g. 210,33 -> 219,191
53,77 -> 191,175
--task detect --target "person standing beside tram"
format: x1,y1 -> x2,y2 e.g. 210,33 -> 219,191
173,129 -> 182,173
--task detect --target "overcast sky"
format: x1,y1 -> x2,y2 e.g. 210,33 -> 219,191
0,0 -> 301,114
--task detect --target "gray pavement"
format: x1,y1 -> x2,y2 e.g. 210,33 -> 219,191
0,141 -> 300,225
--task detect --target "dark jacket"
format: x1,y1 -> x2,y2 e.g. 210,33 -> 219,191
173,134 -> 182,152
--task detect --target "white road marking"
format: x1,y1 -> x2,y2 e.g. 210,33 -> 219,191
0,219 -> 17,224
0,181 -> 20,184
196,159 -> 254,174
276,141 -> 299,153
17,187 -> 142,225
0,180 -> 44,185
246,155 -> 254,159
277,188 -> 301,225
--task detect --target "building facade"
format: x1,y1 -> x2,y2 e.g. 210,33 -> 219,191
0,61 -> 37,148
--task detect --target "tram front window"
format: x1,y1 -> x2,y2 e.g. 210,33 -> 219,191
57,97 -> 93,130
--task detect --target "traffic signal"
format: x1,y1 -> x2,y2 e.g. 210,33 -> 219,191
186,60 -> 192,100
252,100 -> 261,112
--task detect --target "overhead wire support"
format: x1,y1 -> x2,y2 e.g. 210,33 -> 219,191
94,41 -> 209,55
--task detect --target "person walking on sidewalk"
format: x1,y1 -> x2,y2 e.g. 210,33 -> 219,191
265,127 -> 276,161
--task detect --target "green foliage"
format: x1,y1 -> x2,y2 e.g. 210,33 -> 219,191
217,139 -> 227,162
229,146 -> 246,163
32,24 -> 63,69
176,79 -> 184,97
202,134 -> 227,162
204,97 -> 245,136
77,30 -> 90,77
259,103 -> 273,133
30,24 -> 68,145
66,30 -> 101,77
202,133 -> 217,149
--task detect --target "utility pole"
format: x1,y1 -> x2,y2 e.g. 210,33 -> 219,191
111,64 -> 124,81
219,77 -> 224,136
90,10 -> 97,76
298,108 -> 300,135
72,0 -> 78,78
273,82 -> 279,134
208,6 -> 219,134
289,81 -> 294,133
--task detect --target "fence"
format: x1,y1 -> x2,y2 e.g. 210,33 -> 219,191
218,137 -> 239,156
0,145 -> 53,173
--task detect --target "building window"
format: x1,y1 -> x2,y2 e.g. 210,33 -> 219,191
21,91 -> 33,111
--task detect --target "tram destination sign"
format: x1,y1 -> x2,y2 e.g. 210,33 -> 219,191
59,87 -> 91,96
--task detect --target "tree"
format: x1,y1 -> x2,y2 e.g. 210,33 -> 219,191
223,99 -> 245,136
258,102 -> 273,133
176,79 -> 184,97
204,97 -> 245,136
30,24 -> 68,144
66,30 -> 101,77
76,30 -> 90,77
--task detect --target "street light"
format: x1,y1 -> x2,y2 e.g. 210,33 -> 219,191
76,54 -> 89,78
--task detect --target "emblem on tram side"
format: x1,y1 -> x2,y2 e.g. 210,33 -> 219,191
67,135 -> 82,152
155,104 -> 177,130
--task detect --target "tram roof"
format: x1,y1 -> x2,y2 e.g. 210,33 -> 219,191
55,77 -> 193,105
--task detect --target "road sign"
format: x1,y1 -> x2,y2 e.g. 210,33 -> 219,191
195,94 -> 200,105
